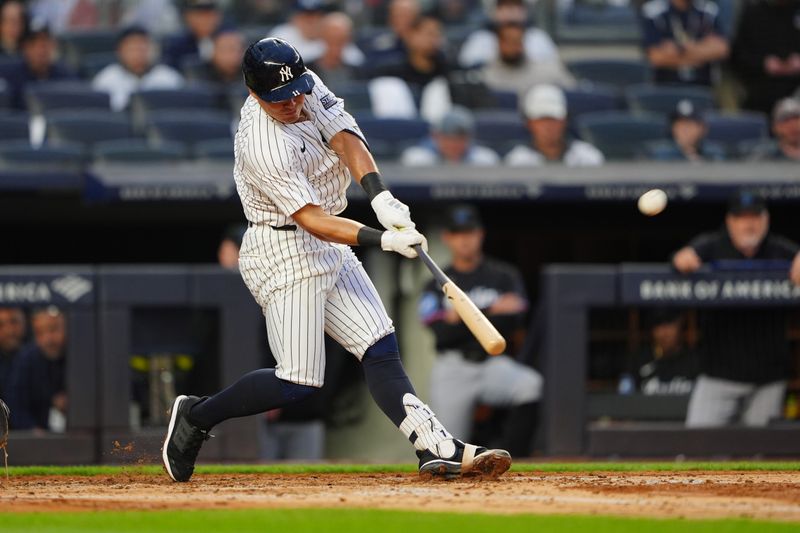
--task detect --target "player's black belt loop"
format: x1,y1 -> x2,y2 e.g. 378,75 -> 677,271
247,221 -> 297,231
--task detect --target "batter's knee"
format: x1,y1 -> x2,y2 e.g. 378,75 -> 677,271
279,380 -> 320,402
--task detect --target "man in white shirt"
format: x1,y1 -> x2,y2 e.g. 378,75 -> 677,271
92,26 -> 184,111
505,84 -> 605,166
402,106 -> 499,166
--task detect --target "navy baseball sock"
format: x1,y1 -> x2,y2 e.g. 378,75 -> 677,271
361,333 -> 415,427
187,369 -> 317,430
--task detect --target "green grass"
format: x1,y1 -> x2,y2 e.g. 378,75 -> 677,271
1,509 -> 798,533
7,461 -> 800,477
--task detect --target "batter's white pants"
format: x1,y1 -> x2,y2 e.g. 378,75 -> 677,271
429,351 -> 543,440
685,375 -> 787,427
239,225 -> 394,388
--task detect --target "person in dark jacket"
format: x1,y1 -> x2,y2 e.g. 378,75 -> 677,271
0,307 -> 26,399
672,191 -> 800,427
162,0 -> 225,69
7,307 -> 67,431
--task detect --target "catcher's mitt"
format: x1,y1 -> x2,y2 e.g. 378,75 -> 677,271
0,398 -> 9,450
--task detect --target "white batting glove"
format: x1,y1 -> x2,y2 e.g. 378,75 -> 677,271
371,191 -> 415,230
381,229 -> 428,259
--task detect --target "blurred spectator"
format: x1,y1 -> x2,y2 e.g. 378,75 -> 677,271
162,0 -> 225,69
419,205 -> 542,456
401,106 -> 499,165
649,99 -> 726,161
93,26 -> 184,111
505,85 -> 604,166
270,0 -> 326,64
188,28 -> 245,85
363,0 -> 419,66
6,22 -> 76,109
458,0 -> 560,69
623,309 -> 699,396
8,307 -> 67,432
120,0 -> 182,37
749,97 -> 800,161
673,191 -> 800,427
481,21 -> 574,98
732,0 -> 800,116
372,12 -> 448,92
28,0 -> 98,35
0,0 -> 28,58
438,0 -> 484,25
641,0 -> 729,86
217,224 -> 246,269
307,12 -> 364,91
0,307 -> 26,399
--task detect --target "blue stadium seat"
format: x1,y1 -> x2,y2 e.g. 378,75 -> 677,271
26,83 -> 111,114
228,85 -> 249,116
473,110 -> 529,156
564,85 -> 621,122
0,113 -> 30,142
58,30 -> 118,70
567,59 -> 651,91
148,111 -> 233,147
0,140 -> 85,167
576,111 -> 668,160
352,114 -> 429,159
46,110 -> 132,148
0,80 -> 10,109
334,83 -> 372,113
489,90 -> 518,110
626,84 -> 715,116
131,86 -> 224,131
93,139 -> 187,163
80,52 -> 117,78
704,112 -> 769,148
195,139 -> 234,161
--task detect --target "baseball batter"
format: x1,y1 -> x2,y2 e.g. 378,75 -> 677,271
162,38 -> 511,482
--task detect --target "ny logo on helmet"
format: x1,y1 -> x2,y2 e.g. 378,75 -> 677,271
279,66 -> 293,83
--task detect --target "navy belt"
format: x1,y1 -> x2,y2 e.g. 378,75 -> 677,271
248,221 -> 297,231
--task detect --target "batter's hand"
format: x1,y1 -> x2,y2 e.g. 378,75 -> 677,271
371,191 -> 415,230
381,229 -> 428,258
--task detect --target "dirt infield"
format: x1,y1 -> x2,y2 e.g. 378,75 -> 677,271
2,471 -> 800,521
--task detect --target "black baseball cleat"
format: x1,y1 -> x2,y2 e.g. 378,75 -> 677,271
417,439 -> 512,480
162,395 -> 211,482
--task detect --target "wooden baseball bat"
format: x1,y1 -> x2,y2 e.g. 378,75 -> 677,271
413,245 -> 506,356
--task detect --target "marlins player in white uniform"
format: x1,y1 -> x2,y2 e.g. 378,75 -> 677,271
162,38 -> 511,482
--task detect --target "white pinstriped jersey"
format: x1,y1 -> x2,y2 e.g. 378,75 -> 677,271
233,70 -> 366,226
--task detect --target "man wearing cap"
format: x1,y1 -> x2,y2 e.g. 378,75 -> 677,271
162,0 -> 225,69
750,97 -> 800,161
92,26 -> 184,111
419,205 -> 543,456
673,191 -> 800,427
505,84 -> 604,166
401,106 -> 499,166
648,99 -> 726,161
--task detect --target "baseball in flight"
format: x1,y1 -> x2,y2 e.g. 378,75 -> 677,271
638,188 -> 668,216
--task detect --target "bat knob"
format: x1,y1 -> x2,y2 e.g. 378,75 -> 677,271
485,338 -> 507,356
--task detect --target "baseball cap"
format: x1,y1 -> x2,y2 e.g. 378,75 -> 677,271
523,85 -> 566,120
294,0 -> 327,12
646,308 -> 682,328
670,99 -> 704,123
116,25 -> 149,45
183,0 -> 219,10
21,18 -> 51,43
772,97 -> 800,123
445,205 -> 483,232
434,106 -> 475,136
728,190 -> 767,215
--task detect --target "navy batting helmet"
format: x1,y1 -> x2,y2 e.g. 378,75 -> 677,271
242,38 -> 315,102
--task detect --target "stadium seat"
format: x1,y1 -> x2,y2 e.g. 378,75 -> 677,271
576,111 -> 668,160
0,79 -> 9,109
625,84 -> 715,116
228,85 -> 249,116
58,30 -> 118,70
0,113 -> 30,142
704,112 -> 769,148
643,139 -> 727,160
93,139 -> 187,163
25,83 -> 111,114
195,139 -> 234,161
351,115 -> 429,159
567,59 -> 651,91
80,51 -> 117,78
46,110 -> 132,149
0,140 -> 85,168
334,83 -> 372,114
565,85 -> 621,122
131,86 -> 224,131
489,90 -> 518,111
473,110 -> 529,156
148,111 -> 233,147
